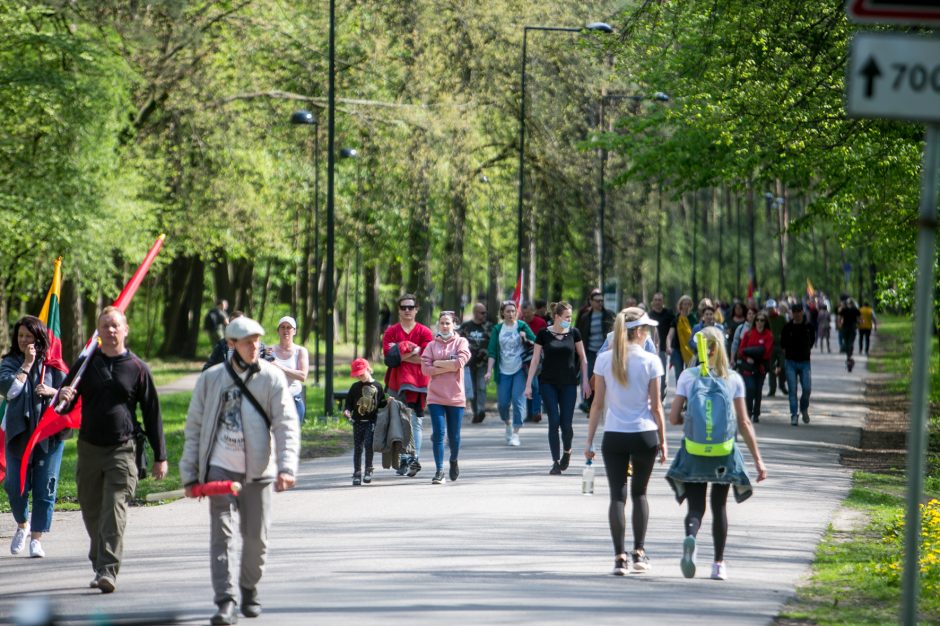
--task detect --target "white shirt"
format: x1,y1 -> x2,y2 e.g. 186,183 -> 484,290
209,371 -> 251,473
498,324 -> 523,376
594,345 -> 664,433
272,345 -> 305,396
675,368 -> 746,400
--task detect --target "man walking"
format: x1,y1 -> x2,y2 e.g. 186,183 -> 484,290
204,299 -> 230,346
180,316 -> 300,625
58,307 -> 168,594
382,294 -> 433,476
839,297 -> 862,371
575,288 -> 614,412
765,299 -> 788,397
521,301 -> 546,422
780,302 -> 816,426
458,303 -> 491,423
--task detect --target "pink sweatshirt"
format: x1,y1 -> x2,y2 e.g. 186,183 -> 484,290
421,335 -> 471,407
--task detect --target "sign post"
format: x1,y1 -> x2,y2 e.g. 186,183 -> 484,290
845,12 -> 940,625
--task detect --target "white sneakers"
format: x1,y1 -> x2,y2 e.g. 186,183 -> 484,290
10,527 -> 27,555
504,422 -> 513,443
711,561 -> 727,580
509,433 -> 521,447
29,539 -> 45,558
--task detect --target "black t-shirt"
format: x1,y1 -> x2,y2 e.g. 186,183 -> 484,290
344,380 -> 387,422
648,307 -> 675,352
840,306 -> 861,332
536,327 -> 582,386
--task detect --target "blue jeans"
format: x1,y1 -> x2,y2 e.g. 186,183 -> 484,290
527,375 -> 542,417
541,382 -> 577,461
293,392 -> 306,424
497,369 -> 526,428
4,439 -> 65,533
785,359 -> 812,416
428,404 -> 463,471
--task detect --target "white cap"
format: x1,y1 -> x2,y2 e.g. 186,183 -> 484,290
765,298 -> 777,309
625,313 -> 659,329
225,317 -> 265,340
277,315 -> 297,329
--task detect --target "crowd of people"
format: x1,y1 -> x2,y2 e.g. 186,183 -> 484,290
0,286 -> 872,624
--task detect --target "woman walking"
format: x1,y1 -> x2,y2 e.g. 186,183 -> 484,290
1,316 -> 68,558
737,312 -> 773,423
270,316 -> 309,424
421,311 -> 471,484
666,327 -> 767,581
665,295 -> 696,380
584,308 -> 666,575
485,301 -> 536,447
524,302 -> 591,475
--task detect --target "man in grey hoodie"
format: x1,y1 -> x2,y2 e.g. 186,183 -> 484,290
180,316 -> 300,626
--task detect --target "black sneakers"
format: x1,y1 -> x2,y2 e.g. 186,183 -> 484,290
363,468 -> 373,484
211,599 -> 238,625
449,460 -> 459,482
431,470 -> 445,484
240,586 -> 261,618
559,451 -> 571,471
352,472 -> 362,486
549,462 -> 562,475
407,459 -> 422,477
631,549 -> 651,573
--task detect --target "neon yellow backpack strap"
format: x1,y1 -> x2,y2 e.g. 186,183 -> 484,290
696,331 -> 708,375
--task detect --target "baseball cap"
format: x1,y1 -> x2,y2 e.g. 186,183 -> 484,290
350,358 -> 371,377
765,298 -> 777,309
625,313 -> 659,329
225,317 -> 265,340
277,315 -> 297,329
790,302 -> 804,312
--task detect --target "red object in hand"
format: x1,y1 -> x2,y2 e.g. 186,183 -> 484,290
192,481 -> 242,497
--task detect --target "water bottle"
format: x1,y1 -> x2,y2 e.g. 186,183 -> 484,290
581,460 -> 595,495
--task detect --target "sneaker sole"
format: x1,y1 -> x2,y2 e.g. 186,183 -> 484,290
680,536 -> 696,579
612,566 -> 628,576
97,578 -> 116,594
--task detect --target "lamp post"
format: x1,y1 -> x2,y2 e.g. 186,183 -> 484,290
289,109 -> 320,386
325,0 -> 337,415
340,147 -> 359,358
517,22 -> 613,288
596,91 -> 669,291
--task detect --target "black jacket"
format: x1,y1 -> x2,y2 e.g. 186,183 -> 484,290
780,321 -> 816,363
575,308 -> 615,352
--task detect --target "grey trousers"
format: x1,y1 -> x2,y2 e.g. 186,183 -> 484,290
76,439 -> 138,580
207,465 -> 272,604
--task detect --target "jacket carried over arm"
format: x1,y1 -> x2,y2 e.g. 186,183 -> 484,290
179,359 -> 300,486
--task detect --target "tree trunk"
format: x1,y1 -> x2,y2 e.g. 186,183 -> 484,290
364,263 -> 380,359
60,275 -> 84,363
441,190 -> 466,311
408,146 -> 432,326
159,255 -> 204,358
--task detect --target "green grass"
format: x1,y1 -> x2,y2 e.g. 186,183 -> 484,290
778,314 -> 940,625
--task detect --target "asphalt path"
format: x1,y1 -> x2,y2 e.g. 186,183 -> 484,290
0,343 -> 870,626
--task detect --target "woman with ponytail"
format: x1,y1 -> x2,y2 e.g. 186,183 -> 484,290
524,302 -> 590,475
667,326 -> 767,581
584,307 -> 666,575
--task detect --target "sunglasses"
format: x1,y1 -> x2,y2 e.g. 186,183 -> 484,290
440,310 -> 455,318
399,305 -> 416,311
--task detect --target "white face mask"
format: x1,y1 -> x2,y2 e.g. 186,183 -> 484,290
439,331 -> 454,340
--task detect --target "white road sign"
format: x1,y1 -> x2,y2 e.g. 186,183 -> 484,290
847,31 -> 940,122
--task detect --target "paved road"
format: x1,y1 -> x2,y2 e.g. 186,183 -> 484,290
1,346 -> 870,625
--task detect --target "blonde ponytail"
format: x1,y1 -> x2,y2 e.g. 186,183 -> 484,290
699,326 -> 730,378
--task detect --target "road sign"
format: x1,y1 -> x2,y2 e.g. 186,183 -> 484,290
847,0 -> 940,25
846,32 -> 940,122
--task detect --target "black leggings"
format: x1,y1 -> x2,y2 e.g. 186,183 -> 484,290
683,482 -> 730,561
601,430 -> 659,555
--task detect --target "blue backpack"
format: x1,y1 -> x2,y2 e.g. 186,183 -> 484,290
683,333 -> 736,457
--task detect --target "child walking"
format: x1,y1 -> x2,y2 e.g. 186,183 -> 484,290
344,358 -> 387,486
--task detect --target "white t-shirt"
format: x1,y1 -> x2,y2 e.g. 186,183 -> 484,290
209,371 -> 250,473
675,368 -> 746,399
272,345 -> 306,396
594,345 -> 664,433
499,324 -> 523,376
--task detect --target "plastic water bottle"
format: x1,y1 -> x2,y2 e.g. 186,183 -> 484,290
582,460 -> 595,495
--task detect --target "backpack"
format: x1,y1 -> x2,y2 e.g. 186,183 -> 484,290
683,332 -> 736,457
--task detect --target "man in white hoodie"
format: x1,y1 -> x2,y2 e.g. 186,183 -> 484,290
180,316 -> 300,626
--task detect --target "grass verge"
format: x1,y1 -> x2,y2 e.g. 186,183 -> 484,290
777,314 -> 940,625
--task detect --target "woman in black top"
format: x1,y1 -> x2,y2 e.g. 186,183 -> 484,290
525,302 -> 590,475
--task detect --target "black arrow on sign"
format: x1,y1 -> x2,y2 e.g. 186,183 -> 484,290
860,56 -> 881,98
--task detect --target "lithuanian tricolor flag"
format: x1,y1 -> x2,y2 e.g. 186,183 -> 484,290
38,257 -> 67,374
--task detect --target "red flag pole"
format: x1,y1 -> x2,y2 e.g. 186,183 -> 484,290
21,234 -> 166,494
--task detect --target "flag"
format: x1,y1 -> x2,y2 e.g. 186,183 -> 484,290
806,278 -> 816,298
511,269 -> 524,310
19,234 -> 166,494
747,277 -> 755,300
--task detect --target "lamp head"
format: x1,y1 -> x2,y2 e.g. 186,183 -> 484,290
340,148 -> 358,158
290,110 -> 316,125
585,22 -> 614,33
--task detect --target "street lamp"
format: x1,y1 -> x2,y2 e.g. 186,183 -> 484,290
289,109 -> 320,386
596,91 -> 669,291
517,21 -> 614,292
340,147 -> 360,358
764,191 -> 786,296
324,0 -> 337,415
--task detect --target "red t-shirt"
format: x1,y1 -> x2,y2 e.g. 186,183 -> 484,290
382,322 -> 434,406
526,315 -> 547,335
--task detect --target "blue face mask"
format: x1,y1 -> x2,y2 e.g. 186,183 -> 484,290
560,320 -> 571,329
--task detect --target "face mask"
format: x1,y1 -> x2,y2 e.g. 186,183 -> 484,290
560,320 -> 571,329
439,331 -> 454,340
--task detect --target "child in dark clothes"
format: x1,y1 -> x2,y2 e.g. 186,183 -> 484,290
343,358 -> 387,485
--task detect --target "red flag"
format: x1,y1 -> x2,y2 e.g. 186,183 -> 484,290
747,277 -> 754,299
511,269 -> 524,310
19,235 -> 166,494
